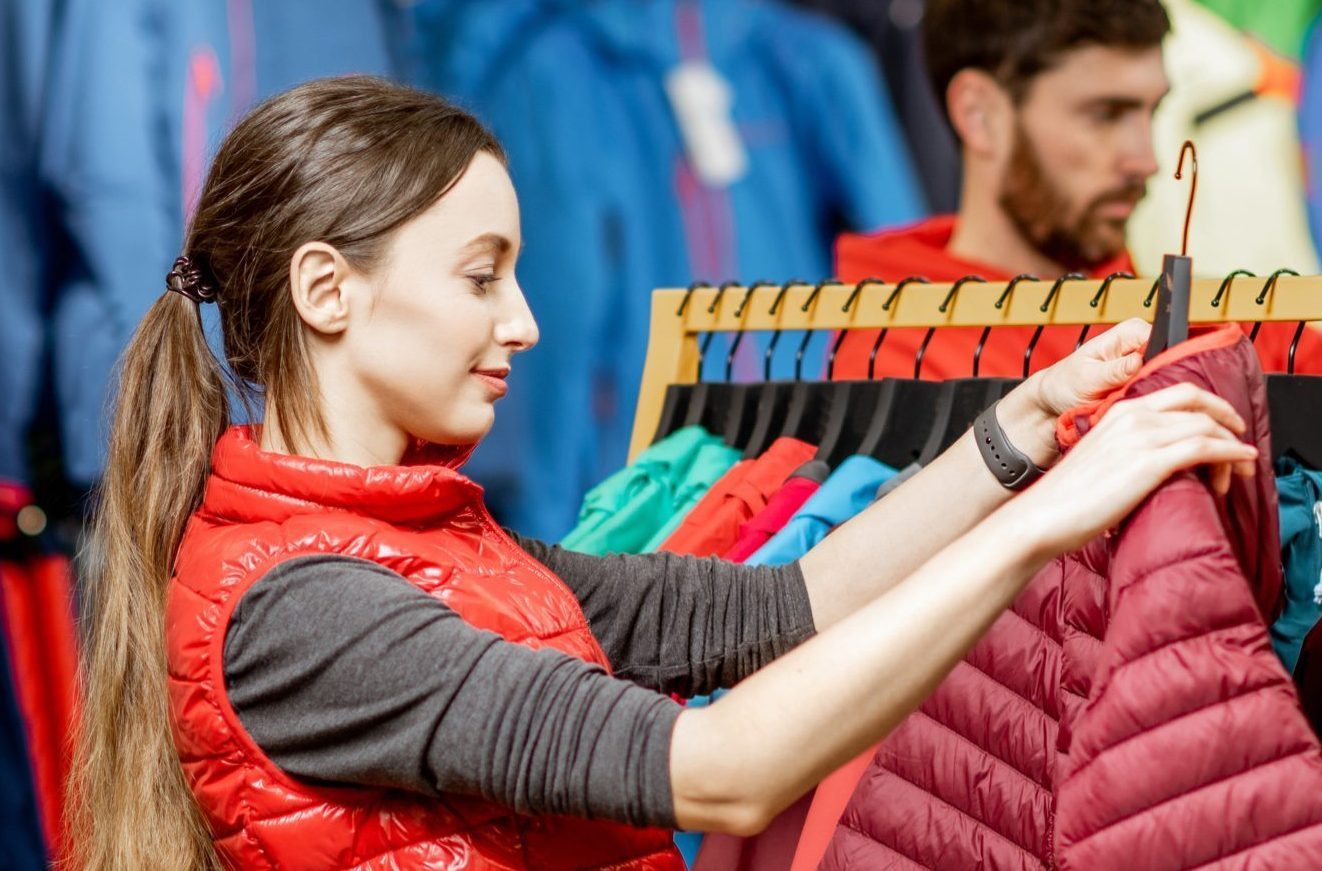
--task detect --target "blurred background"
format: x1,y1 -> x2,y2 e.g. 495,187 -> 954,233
3,0 -> 1322,864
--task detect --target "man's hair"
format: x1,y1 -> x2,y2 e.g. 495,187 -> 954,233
923,0 -> 1171,106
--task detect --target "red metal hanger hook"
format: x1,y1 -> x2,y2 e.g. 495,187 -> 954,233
1176,140 -> 1198,257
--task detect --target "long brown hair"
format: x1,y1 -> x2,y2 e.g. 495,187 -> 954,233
68,76 -> 505,870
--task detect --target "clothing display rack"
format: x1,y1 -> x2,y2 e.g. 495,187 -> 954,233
629,273 -> 1322,460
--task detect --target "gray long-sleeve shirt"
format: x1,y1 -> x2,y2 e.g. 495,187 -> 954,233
222,536 -> 815,828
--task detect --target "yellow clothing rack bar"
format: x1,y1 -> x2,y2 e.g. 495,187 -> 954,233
628,275 -> 1322,460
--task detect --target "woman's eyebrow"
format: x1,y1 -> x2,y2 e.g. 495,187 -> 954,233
458,232 -> 519,257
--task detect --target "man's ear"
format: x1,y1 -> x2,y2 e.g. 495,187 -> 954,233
288,242 -> 354,335
946,68 -> 1014,160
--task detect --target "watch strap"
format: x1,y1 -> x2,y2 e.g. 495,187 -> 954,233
974,400 -> 1046,490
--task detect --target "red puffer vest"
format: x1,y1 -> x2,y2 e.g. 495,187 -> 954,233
823,326 -> 1322,870
164,426 -> 685,870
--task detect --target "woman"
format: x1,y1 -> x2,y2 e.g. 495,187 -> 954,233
69,77 -> 1256,870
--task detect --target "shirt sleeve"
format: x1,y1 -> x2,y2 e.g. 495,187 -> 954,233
512,534 -> 817,697
223,555 -> 681,828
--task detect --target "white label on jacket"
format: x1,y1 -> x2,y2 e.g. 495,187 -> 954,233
664,60 -> 748,188
1313,500 -> 1322,605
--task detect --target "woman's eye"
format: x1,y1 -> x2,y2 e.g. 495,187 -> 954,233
468,273 -> 498,293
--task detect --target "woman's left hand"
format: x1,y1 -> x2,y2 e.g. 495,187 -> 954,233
1034,318 -> 1151,416
999,319 -> 1151,468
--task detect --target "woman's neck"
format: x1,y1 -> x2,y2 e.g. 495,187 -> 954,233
259,406 -> 408,468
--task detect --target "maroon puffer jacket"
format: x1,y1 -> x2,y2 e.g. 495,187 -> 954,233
823,325 -> 1322,870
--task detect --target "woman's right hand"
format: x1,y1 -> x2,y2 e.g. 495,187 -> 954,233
1010,382 -> 1259,556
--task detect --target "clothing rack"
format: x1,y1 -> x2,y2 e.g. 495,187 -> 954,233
629,273 -> 1322,460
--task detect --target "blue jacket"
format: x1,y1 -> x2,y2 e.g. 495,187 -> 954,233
0,0 -> 62,484
415,0 -> 924,539
32,0 -> 405,486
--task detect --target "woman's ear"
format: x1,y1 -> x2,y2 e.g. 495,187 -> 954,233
288,242 -> 354,335
946,69 -> 1013,161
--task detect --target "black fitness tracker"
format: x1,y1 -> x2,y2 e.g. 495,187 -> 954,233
974,400 -> 1046,490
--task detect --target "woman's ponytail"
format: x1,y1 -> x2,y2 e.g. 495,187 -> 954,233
68,289 -> 227,870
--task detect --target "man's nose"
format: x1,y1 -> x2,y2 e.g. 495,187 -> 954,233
1122,117 -> 1161,181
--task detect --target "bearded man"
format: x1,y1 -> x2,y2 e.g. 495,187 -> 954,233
832,0 -> 1317,379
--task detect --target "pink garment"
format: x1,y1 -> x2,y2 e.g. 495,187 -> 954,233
723,474 -> 822,563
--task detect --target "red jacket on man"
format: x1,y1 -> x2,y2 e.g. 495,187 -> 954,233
830,216 -> 1322,381
820,326 -> 1322,869
165,426 -> 684,870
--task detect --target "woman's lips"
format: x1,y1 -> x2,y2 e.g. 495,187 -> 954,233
472,370 -> 509,398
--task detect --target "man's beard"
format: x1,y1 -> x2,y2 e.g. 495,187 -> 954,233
998,126 -> 1146,271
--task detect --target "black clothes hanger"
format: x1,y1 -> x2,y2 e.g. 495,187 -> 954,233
1025,272 -> 1085,377
651,281 -> 713,442
742,280 -> 807,457
1266,318 -> 1322,468
826,278 -> 882,382
717,282 -> 775,448
817,278 -> 921,468
912,276 -> 985,465
854,277 -> 948,467
1145,140 -> 1197,362
914,276 -> 1026,465
679,282 -> 740,436
775,280 -> 836,447
816,279 -> 885,466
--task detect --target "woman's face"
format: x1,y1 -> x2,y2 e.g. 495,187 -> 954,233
342,151 -> 537,449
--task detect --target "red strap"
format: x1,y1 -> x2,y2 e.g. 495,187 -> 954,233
788,746 -> 877,871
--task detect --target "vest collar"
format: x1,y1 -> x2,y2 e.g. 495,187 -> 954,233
200,425 -> 484,526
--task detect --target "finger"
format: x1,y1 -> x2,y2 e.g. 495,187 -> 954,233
1082,318 -> 1151,359
1157,437 -> 1259,477
1211,462 -> 1231,496
1101,352 -> 1143,386
1138,411 -> 1246,447
1134,384 -> 1246,434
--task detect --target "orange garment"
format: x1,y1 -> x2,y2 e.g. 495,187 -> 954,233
658,438 -> 817,557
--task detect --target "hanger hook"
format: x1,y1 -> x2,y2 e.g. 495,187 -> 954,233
975,274 -> 1037,375
764,279 -> 805,381
707,280 -> 736,314
940,274 -> 986,314
828,277 -> 883,380
870,276 -> 929,380
793,279 -> 833,381
1255,267 -> 1299,306
1090,271 -> 1133,309
995,272 -> 1038,310
1078,271 -> 1135,349
1176,139 -> 1197,257
1211,269 -> 1255,308
677,280 -> 712,317
1143,276 -> 1161,308
884,274 -> 929,311
1023,273 -> 1084,378
734,279 -> 770,319
1040,272 -> 1084,314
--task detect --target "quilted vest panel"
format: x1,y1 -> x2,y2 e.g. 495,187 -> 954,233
824,326 -> 1322,870
165,426 -> 684,870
